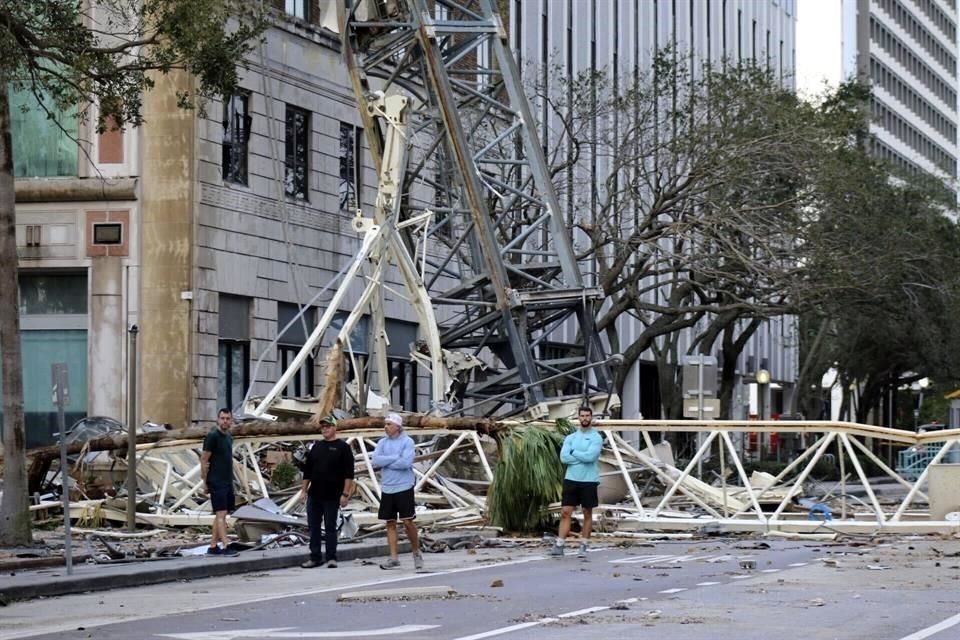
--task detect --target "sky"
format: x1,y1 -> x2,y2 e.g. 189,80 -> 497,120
794,0 -> 845,98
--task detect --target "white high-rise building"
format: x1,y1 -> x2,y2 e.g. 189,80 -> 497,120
799,0 -> 958,178
509,1 -> 796,87
507,1 -> 799,420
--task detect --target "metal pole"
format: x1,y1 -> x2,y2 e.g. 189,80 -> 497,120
127,325 -> 139,532
52,363 -> 72,575
759,384 -> 766,461
697,357 -> 704,478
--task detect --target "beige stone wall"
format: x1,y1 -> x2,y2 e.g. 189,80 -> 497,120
139,70 -> 195,428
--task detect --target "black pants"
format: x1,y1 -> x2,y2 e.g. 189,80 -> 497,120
307,497 -> 339,562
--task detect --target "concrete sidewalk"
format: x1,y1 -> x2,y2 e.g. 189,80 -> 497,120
0,537 -> 409,604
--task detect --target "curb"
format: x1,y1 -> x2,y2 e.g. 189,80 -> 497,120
0,540 -> 410,604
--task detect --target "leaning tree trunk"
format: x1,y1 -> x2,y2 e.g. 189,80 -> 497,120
24,414 -> 507,470
0,86 -> 31,546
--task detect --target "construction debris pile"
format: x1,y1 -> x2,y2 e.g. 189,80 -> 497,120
14,417 -> 960,563
24,417 -> 502,548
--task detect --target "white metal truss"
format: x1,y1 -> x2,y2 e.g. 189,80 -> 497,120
90,420 -> 960,535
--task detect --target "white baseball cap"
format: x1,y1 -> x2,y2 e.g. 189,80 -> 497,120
385,412 -> 404,427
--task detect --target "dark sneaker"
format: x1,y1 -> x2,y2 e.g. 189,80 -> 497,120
221,547 -> 239,557
577,543 -> 588,559
549,544 -> 564,557
301,559 -> 320,568
206,546 -> 222,556
326,559 -> 338,568
380,558 -> 401,570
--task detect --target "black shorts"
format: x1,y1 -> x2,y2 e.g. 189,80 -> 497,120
208,481 -> 235,513
561,479 -> 599,509
378,487 -> 416,521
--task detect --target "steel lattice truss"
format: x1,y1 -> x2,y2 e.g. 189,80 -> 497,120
65,420 -> 960,535
337,0 -> 612,417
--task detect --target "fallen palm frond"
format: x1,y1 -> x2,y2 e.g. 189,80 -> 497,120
487,419 -> 572,532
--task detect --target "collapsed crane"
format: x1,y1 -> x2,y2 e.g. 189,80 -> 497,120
251,0 -> 616,421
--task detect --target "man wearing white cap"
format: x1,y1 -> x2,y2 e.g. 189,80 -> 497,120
372,412 -> 423,570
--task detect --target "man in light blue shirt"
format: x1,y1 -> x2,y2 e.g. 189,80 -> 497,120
372,413 -> 423,570
552,405 -> 603,559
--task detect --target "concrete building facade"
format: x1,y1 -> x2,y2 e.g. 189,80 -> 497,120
10,5 -> 427,444
848,0 -> 959,179
10,92 -> 140,447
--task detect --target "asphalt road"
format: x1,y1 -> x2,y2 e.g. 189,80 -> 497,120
4,538 -> 960,640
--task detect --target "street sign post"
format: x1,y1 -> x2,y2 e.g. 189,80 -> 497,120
682,355 -> 718,478
52,363 -> 72,575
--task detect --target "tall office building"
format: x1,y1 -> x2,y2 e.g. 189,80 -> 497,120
507,1 -> 799,420
804,0 -> 960,178
854,0 -> 959,177
509,1 -> 796,87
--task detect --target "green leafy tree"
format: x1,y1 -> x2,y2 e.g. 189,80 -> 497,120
533,54 -> 843,416
797,154 -> 960,424
0,0 -> 264,546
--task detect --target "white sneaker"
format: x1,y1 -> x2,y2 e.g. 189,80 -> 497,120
577,543 -> 588,559
549,544 -> 564,557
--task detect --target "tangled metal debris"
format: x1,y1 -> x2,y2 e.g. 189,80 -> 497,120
18,418 -> 960,555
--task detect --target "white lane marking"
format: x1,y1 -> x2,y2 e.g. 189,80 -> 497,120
609,553 -> 729,565
610,554 -> 676,564
788,562 -> 808,567
704,555 -> 733,563
47,554 -> 549,640
558,606 -> 610,618
451,605 -> 614,639
761,569 -> 780,573
452,553 -> 812,640
158,625 -> 440,639
898,612 -> 960,640
216,554 -> 549,608
662,555 -> 699,563
451,620 -> 556,640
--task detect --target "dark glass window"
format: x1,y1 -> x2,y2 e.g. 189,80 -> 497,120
284,105 -> 309,201
277,302 -> 315,398
339,122 -> 362,213
93,223 -> 123,245
222,94 -> 250,185
285,0 -> 308,20
19,273 -> 88,315
218,295 -> 250,411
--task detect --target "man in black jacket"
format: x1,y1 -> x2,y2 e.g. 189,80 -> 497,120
299,415 -> 355,568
